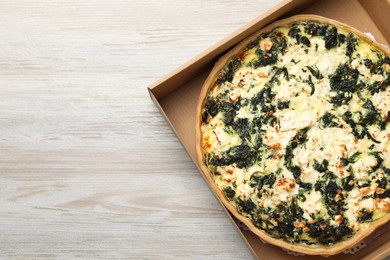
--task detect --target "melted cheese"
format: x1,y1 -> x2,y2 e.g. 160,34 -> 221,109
202,113 -> 241,154
272,171 -> 300,202
301,190 -> 323,215
236,107 -> 255,120
371,90 -> 390,119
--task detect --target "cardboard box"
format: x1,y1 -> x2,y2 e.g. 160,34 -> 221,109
148,0 -> 390,258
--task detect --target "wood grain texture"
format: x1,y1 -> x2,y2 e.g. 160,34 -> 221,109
0,0 -> 281,259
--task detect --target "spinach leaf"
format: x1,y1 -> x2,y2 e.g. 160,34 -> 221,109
202,98 -> 219,123
223,186 -> 235,199
217,57 -> 242,84
250,87 -> 275,110
313,159 -> 329,173
288,26 -> 311,47
307,65 -> 323,80
221,101 -> 239,125
236,198 -> 256,214
252,48 -> 278,67
304,22 -> 327,37
212,143 -> 258,169
345,33 -> 358,57
319,112 -> 339,128
277,100 -> 290,110
324,26 -> 338,50
330,63 -> 359,93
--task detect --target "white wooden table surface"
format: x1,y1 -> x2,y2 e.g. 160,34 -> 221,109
0,1 -> 281,258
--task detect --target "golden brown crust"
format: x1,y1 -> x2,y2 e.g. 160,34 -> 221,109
195,14 -> 390,256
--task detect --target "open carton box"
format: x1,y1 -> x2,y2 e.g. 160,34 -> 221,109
148,0 -> 390,258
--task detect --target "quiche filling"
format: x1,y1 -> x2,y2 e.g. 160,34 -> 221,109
200,21 -> 390,246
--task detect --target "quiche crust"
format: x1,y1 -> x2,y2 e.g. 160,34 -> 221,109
196,15 -> 390,256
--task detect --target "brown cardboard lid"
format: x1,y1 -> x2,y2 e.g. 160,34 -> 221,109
148,0 -> 390,258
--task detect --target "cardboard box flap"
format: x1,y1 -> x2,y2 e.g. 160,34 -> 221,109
360,0 -> 390,43
302,0 -> 389,45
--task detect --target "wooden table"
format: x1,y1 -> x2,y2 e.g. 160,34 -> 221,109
0,1 -> 281,258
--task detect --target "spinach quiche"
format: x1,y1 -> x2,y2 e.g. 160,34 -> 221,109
196,15 -> 390,255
